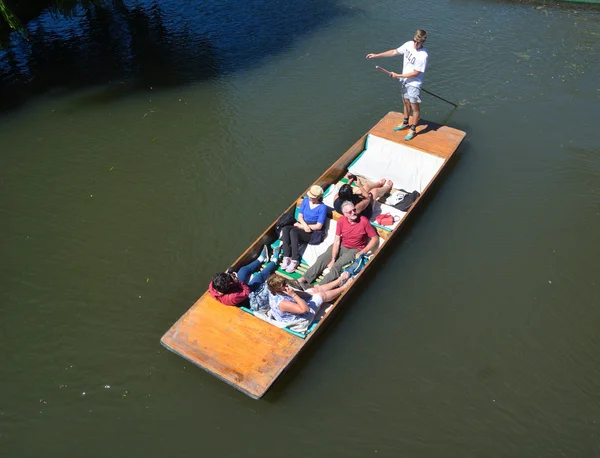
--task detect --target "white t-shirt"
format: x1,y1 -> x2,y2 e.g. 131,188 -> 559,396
396,41 -> 428,87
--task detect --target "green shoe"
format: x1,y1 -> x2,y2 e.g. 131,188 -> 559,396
394,123 -> 409,131
405,130 -> 416,141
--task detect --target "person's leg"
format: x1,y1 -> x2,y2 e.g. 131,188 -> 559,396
289,228 -> 312,261
403,97 -> 412,123
236,259 -> 262,283
371,179 -> 394,200
280,226 -> 293,258
300,246 -> 333,284
361,178 -> 393,201
310,277 -> 353,302
363,179 -> 386,194
247,261 -> 277,291
280,226 -> 293,269
394,84 -> 411,130
405,87 -> 422,141
319,247 -> 358,285
410,102 -> 421,129
310,272 -> 349,293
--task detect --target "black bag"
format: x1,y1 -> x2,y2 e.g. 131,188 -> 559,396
394,190 -> 420,212
275,210 -> 296,237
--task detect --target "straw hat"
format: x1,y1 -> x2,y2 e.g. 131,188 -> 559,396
307,185 -> 324,199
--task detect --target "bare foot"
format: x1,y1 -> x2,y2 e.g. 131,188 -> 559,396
372,179 -> 394,200
338,271 -> 351,286
342,277 -> 354,289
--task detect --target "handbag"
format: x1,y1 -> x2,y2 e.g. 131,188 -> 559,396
375,212 -> 397,226
394,191 -> 420,212
343,254 -> 369,277
275,209 -> 296,237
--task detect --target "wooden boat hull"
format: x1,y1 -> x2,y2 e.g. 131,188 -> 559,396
161,112 -> 466,399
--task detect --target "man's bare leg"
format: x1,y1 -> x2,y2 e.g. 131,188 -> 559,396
394,97 -> 412,131
410,102 -> 420,129
403,97 -> 412,124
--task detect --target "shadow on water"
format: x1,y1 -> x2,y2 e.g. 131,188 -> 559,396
0,0 -> 351,113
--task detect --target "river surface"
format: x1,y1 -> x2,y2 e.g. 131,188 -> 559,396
1,0 -> 599,457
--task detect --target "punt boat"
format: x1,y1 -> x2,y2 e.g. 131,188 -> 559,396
160,111 -> 466,399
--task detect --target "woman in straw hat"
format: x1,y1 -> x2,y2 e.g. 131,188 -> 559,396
280,185 -> 326,273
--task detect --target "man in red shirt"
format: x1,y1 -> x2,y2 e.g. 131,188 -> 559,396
298,201 -> 379,287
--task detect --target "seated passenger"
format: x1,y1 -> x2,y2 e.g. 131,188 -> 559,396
280,185 -> 327,274
333,174 -> 393,219
266,273 -> 352,331
298,201 -> 379,288
209,245 -> 280,307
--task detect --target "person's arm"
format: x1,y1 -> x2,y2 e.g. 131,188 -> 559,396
307,221 -> 323,231
306,205 -> 326,231
389,70 -> 421,80
278,287 -> 310,314
295,198 -> 312,231
353,179 -> 373,214
356,234 -> 379,258
366,49 -> 399,59
296,212 -> 311,232
327,235 -> 342,270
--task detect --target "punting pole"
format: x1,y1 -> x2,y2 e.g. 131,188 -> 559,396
375,66 -> 458,108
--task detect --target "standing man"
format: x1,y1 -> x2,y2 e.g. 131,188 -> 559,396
297,201 -> 379,288
366,29 -> 428,141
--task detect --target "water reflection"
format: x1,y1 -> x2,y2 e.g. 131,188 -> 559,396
0,0 -> 347,112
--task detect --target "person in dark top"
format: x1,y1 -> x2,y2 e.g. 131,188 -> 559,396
280,185 -> 327,274
333,174 -> 393,219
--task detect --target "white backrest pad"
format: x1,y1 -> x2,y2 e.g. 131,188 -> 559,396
348,135 -> 444,193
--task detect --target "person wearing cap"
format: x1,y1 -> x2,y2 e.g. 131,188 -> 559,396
366,29 -> 428,141
280,185 -> 327,273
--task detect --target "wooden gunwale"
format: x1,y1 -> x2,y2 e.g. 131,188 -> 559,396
160,111 -> 466,399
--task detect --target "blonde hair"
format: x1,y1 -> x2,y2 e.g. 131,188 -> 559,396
267,274 -> 287,295
414,29 -> 427,44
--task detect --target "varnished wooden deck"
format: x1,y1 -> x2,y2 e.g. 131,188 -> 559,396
161,112 -> 466,399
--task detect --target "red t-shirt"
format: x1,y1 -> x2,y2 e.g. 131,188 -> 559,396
336,215 -> 377,250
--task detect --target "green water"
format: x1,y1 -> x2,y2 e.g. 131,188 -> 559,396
1,1 -> 599,456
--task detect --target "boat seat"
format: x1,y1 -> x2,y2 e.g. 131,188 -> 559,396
276,218 -> 338,281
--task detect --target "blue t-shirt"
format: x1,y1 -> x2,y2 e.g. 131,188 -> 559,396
299,197 -> 327,225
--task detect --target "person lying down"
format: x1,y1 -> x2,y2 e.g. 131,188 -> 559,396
333,173 -> 393,219
264,273 -> 352,332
